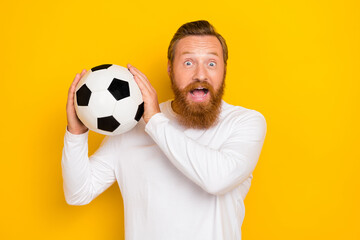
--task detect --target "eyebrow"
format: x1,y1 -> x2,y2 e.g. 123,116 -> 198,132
181,51 -> 219,56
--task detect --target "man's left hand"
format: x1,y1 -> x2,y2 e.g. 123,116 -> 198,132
127,64 -> 161,124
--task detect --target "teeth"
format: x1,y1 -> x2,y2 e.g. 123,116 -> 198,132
190,92 -> 207,97
190,88 -> 208,97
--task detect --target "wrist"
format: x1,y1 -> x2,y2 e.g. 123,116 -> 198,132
67,126 -> 88,135
144,109 -> 161,124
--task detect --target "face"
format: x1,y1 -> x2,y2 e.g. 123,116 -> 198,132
168,35 -> 226,129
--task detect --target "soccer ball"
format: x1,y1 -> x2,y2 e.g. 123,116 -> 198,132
74,64 -> 144,136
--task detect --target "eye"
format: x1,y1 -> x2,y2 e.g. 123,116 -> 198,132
209,62 -> 216,67
184,61 -> 192,66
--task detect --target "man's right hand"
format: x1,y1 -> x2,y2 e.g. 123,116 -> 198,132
66,69 -> 89,134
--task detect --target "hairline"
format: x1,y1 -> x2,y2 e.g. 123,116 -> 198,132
170,34 -> 225,65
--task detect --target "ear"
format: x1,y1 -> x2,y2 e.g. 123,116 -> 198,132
167,60 -> 171,77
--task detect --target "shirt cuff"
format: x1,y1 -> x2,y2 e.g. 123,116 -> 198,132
65,127 -> 89,142
145,113 -> 169,135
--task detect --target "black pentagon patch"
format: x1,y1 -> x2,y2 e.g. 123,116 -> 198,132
134,102 -> 144,121
91,64 -> 112,72
97,116 -> 120,132
76,84 -> 92,106
108,78 -> 130,101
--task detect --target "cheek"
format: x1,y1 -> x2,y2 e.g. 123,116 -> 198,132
173,70 -> 192,88
210,69 -> 225,85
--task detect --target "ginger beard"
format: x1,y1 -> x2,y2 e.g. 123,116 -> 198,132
170,70 -> 225,129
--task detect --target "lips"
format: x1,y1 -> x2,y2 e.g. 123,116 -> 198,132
190,87 -> 209,97
189,87 -> 210,102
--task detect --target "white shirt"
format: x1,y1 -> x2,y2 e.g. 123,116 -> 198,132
62,100 -> 267,240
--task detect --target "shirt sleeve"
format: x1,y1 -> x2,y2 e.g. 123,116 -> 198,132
145,111 -> 267,196
61,129 -> 117,205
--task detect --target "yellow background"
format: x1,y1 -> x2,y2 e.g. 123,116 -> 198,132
1,0 -> 359,239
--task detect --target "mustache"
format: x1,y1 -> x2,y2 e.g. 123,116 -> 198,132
183,81 -> 215,94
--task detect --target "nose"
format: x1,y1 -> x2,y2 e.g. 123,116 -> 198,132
193,64 -> 208,82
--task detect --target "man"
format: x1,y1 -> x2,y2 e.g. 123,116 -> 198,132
62,20 -> 266,240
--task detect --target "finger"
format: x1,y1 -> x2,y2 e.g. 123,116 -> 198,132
129,66 -> 156,92
68,74 -> 80,94
132,66 -> 147,80
72,73 -> 82,86
127,64 -> 148,82
68,72 -> 83,102
71,70 -> 87,90
133,74 -> 151,96
80,69 -> 87,77
68,73 -> 79,94
128,65 -> 154,93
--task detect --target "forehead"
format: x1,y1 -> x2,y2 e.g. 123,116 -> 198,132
174,35 -> 223,58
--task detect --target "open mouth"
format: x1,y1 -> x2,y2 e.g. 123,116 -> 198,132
190,87 -> 209,96
189,87 -> 209,102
